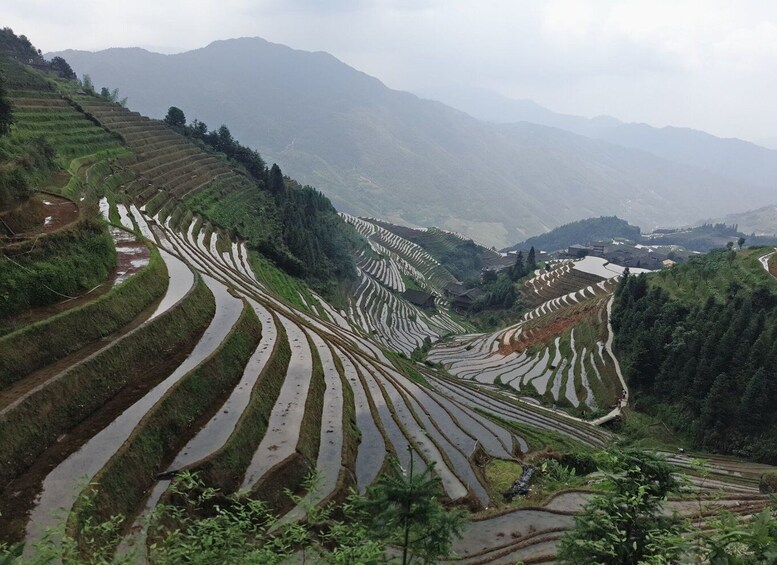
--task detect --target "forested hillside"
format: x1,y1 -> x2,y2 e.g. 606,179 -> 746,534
612,249 -> 777,462
506,216 -> 641,252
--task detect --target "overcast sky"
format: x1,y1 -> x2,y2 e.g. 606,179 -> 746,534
7,0 -> 777,144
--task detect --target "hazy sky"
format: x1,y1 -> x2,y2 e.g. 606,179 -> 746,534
7,0 -> 777,143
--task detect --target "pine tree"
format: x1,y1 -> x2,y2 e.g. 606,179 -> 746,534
357,449 -> 467,565
527,246 -> 537,270
510,251 -> 525,281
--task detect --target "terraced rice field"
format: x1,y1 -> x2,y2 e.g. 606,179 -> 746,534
340,214 -> 466,354
3,85 -> 774,563
428,257 -> 636,417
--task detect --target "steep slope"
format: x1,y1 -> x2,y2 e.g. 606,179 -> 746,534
426,85 -> 777,191
612,249 -> 777,463
50,38 -> 769,248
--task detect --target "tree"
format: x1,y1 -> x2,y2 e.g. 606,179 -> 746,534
726,241 -> 734,251
81,74 -> 94,94
510,251 -> 525,281
737,236 -> 746,250
164,106 -> 186,128
269,163 -> 285,197
0,73 -> 13,136
527,246 -> 537,271
357,449 -> 467,564
49,56 -> 76,79
558,449 -> 686,565
190,118 -> 208,137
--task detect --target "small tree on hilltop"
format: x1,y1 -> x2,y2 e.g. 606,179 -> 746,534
49,56 -> 76,79
164,106 -> 186,128
81,73 -> 94,94
737,236 -> 746,250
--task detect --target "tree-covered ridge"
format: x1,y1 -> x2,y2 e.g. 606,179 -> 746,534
166,107 -> 359,289
506,216 -> 641,252
0,28 -> 76,79
612,249 -> 777,462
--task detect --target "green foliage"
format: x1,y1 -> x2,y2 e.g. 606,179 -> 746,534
356,449 -> 467,565
508,216 -> 641,252
0,72 -> 12,137
0,28 -> 46,67
0,219 -> 116,319
163,106 -> 186,128
471,273 -> 519,312
48,56 -> 76,80
702,509 -> 777,563
612,251 -> 777,462
558,449 -> 687,565
0,242 -> 166,387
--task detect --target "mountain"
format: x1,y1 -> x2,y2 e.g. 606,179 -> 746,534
709,204 -> 777,236
425,85 -> 777,191
50,38 -> 774,248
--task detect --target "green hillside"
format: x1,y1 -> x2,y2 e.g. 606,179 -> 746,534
612,248 -> 777,462
506,216 -> 642,252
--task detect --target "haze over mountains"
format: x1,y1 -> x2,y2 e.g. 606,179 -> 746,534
425,85 -> 777,191
53,37 -> 777,247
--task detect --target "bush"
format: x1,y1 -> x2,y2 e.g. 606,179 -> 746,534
759,471 -> 777,494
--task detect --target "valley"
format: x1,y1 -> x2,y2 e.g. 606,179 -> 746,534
2,27 -> 777,564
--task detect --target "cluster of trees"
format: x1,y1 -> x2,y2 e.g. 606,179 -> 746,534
507,216 -> 641,253
164,107 -> 357,286
78,74 -> 127,106
508,246 -> 536,281
472,273 -> 518,312
612,257 -> 777,462
0,28 -> 76,79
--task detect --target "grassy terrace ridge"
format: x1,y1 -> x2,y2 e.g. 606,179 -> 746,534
0,217 -> 117,319
0,241 -> 167,387
69,300 -> 262,551
250,332 -> 326,511
0,275 -> 215,485
194,315 -> 291,492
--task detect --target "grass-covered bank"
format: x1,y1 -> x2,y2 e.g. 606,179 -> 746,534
249,334 -> 326,511
0,275 -> 215,485
0,242 -> 167,388
69,301 -> 262,555
0,218 -> 117,319
194,316 -> 291,492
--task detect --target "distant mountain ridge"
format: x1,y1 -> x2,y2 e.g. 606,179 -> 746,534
424,85 -> 777,190
50,38 -> 777,248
